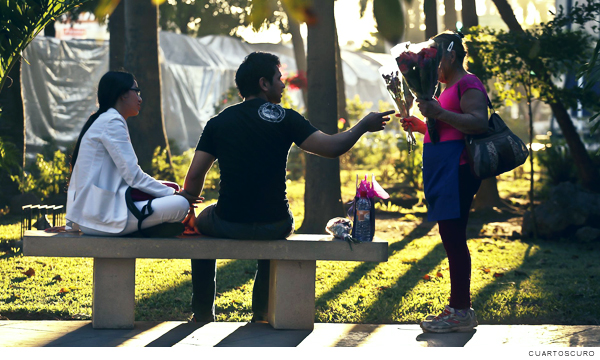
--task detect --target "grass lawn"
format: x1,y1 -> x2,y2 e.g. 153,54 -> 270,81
1,169 -> 599,325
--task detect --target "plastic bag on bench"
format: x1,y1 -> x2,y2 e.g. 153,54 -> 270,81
347,174 -> 389,242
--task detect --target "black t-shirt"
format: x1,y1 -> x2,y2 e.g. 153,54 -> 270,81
195,98 -> 318,223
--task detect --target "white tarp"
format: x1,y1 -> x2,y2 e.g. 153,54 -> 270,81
22,32 -> 393,158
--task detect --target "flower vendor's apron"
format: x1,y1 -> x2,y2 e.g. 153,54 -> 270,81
422,140 -> 464,222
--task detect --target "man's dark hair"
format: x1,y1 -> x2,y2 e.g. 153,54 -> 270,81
235,52 -> 281,98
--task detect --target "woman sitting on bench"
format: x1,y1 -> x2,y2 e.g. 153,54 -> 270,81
58,71 -> 201,237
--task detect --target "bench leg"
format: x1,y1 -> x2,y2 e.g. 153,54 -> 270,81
267,260 -> 316,330
92,258 -> 136,329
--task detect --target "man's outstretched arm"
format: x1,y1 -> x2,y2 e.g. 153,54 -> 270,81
298,110 -> 394,158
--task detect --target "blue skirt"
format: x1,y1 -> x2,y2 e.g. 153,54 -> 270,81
422,140 -> 465,222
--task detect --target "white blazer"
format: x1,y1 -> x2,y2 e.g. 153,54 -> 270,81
66,108 -> 175,233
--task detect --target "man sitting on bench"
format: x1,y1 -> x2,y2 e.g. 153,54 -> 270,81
182,51 -> 394,322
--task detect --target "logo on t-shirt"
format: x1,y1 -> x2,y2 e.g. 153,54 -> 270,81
258,103 -> 285,123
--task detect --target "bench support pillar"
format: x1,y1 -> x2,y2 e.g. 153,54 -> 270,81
92,258 -> 136,329
268,260 -> 316,330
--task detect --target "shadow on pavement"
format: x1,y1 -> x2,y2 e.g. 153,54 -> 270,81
415,329 -> 477,347
146,322 -> 212,347
214,323 -> 311,347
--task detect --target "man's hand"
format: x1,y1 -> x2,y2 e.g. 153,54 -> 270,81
181,209 -> 200,235
359,110 -> 395,132
44,226 -> 66,233
397,115 -> 427,135
176,189 -> 204,208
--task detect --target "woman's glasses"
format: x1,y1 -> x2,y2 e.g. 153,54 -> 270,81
130,87 -> 141,96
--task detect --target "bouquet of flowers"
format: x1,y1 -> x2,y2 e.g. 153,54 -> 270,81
392,40 -> 443,143
379,64 -> 417,153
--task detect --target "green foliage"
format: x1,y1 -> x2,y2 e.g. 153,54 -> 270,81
160,0 -> 249,37
0,0 -> 92,92
213,86 -> 242,115
151,147 -> 221,197
372,0 -> 404,45
394,136 -> 423,190
537,143 -> 578,186
12,150 -> 69,202
466,24 -> 593,108
552,0 -> 600,134
0,136 -> 19,174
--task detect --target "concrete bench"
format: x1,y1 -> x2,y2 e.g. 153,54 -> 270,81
23,230 -> 388,330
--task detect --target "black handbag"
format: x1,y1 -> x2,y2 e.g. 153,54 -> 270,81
458,85 -> 529,179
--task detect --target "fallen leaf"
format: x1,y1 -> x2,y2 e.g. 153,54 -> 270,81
22,268 -> 35,277
423,274 -> 431,280
377,286 -> 390,291
69,286 -> 81,290
482,268 -> 491,273
493,272 -> 504,278
436,272 -> 443,278
59,288 -> 70,293
52,275 -> 63,281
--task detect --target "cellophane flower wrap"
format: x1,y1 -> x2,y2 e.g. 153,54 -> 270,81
379,64 -> 416,153
391,40 -> 443,143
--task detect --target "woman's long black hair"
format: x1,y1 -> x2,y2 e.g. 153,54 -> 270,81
70,71 -> 135,171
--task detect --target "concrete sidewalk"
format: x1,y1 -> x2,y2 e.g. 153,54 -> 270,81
0,321 -> 598,347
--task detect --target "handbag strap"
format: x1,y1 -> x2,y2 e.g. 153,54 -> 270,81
125,187 -> 154,237
457,83 -> 494,112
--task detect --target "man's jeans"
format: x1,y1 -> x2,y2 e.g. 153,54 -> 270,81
191,204 -> 294,322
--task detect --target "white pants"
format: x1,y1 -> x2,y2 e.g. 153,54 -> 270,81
79,195 -> 190,236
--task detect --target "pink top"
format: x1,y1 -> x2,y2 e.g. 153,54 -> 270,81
423,73 -> 487,164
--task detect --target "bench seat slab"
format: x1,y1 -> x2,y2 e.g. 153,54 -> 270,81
92,258 -> 136,329
268,260 -> 316,330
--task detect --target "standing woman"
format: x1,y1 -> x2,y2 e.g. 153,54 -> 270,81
400,31 -> 488,333
64,71 -> 200,236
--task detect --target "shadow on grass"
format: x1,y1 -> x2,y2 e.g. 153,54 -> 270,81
315,220 -> 437,319
135,258 -> 257,321
0,249 -> 20,260
359,241 -> 448,323
471,238 -> 600,325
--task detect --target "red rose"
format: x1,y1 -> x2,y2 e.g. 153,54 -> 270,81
419,47 -> 437,60
398,63 -> 409,74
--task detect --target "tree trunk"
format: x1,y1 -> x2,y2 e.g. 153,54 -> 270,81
282,4 -> 308,108
491,0 -> 522,32
109,0 -> 125,71
299,0 -> 343,234
0,60 -> 25,206
444,0 -> 458,31
424,0 -> 438,39
472,177 -> 503,210
491,0 -> 600,192
0,61 -> 25,170
461,0 -> 478,30
335,25 -> 349,125
124,0 -> 174,177
43,20 -> 56,37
